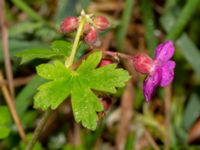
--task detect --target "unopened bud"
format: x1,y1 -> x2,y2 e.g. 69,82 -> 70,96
84,28 -> 98,45
83,23 -> 92,34
133,54 -> 154,74
100,97 -> 112,111
60,17 -> 78,33
99,59 -> 112,67
94,16 -> 109,30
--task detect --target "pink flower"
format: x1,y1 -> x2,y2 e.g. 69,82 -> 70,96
133,40 -> 176,101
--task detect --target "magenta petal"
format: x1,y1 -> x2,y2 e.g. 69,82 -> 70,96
154,40 -> 175,62
160,61 -> 176,87
143,70 -> 161,101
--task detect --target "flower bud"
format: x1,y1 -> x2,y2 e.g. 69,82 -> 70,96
83,23 -> 92,34
100,97 -> 112,111
84,28 -> 98,45
94,16 -> 109,30
133,54 -> 154,74
99,59 -> 113,67
60,17 -> 78,33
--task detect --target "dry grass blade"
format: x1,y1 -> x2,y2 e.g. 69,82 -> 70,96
0,75 -> 34,87
115,80 -> 134,150
144,129 -> 160,150
0,71 -> 26,141
164,85 -> 172,150
0,0 -> 15,98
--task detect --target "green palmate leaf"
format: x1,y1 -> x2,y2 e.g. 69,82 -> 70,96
34,51 -> 130,130
16,40 -> 72,63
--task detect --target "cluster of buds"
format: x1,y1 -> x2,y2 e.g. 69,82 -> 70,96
60,14 -> 110,47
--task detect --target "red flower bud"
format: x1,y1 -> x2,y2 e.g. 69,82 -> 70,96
84,28 -> 98,45
94,16 -> 109,30
99,59 -> 113,67
133,54 -> 154,74
60,17 -> 78,33
100,97 -> 112,111
83,23 -> 92,34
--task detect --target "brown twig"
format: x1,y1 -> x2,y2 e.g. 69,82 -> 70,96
115,81 -> 134,150
0,75 -> 34,87
0,72 -> 26,141
0,0 -> 15,98
164,85 -> 172,150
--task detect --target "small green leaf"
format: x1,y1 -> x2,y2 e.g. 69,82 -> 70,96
51,40 -> 72,56
16,40 -> 73,63
34,51 -> 130,130
16,48 -> 63,63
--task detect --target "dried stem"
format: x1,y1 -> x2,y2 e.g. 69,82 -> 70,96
115,81 -> 134,150
164,85 -> 172,150
65,11 -> 86,68
0,72 -> 26,141
0,0 -> 15,98
144,129 -> 160,150
25,109 -> 52,150
0,75 -> 34,87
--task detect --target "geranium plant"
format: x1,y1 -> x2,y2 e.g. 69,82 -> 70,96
17,10 -> 175,149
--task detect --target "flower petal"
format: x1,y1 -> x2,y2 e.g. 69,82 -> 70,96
154,40 -> 175,62
160,61 -> 176,87
143,70 -> 161,101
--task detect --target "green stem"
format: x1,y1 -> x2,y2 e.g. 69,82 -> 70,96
25,109 -> 52,150
165,0 -> 200,41
141,0 -> 157,57
65,15 -> 86,67
116,0 -> 134,51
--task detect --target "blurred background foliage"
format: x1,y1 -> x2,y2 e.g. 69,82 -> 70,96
0,0 -> 200,149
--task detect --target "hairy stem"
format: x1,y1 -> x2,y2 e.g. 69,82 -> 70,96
65,14 -> 86,67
